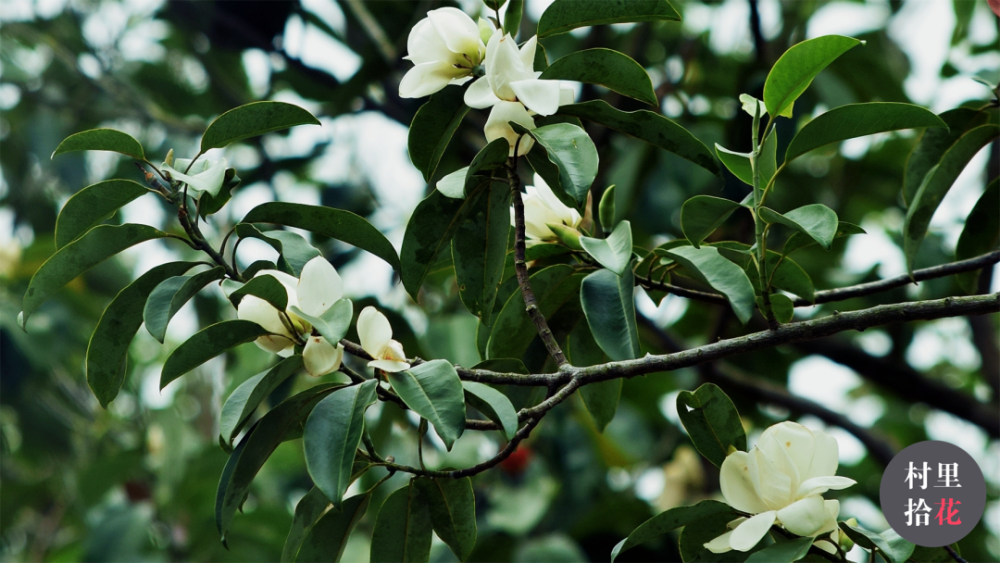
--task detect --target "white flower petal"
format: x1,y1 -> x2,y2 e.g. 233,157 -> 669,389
559,85 -> 576,106
254,335 -> 295,355
238,295 -> 293,337
383,339 -> 407,361
805,427 -> 841,480
761,421 -> 816,484
532,176 -> 580,227
510,79 -> 562,116
399,61 -> 466,98
303,337 -> 344,376
163,158 -> 228,196
518,35 -> 538,70
747,447 -> 793,510
427,7 -> 482,60
357,306 -> 392,358
369,359 -> 410,372
776,495 -> 830,537
796,476 -> 856,500
406,17 -> 452,65
297,257 -> 342,317
720,451 -> 770,514
484,101 -> 535,157
487,32 -> 526,100
729,511 -> 776,552
704,531 -> 734,554
464,76 -> 502,109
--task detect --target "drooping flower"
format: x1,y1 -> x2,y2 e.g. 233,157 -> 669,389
357,306 -> 410,373
162,157 -> 228,197
514,174 -> 582,246
704,422 -> 855,553
399,7 -> 488,99
236,256 -> 345,377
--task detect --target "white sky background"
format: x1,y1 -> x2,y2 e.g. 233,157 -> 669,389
1,0 -> 998,544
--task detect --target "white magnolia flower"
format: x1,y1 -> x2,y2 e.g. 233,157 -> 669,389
162,157 -> 228,197
237,256 -> 345,377
357,306 -> 410,373
515,174 -> 582,245
399,7 -> 487,99
704,422 -> 855,553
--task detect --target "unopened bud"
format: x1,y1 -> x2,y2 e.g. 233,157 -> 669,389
547,223 -> 583,250
164,148 -> 174,167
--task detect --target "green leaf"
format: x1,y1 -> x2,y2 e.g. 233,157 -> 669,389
904,124 -> 999,272
840,524 -> 914,563
907,545 -> 960,563
599,185 -> 616,232
662,246 -> 756,324
745,536 -> 814,563
524,146 -> 574,208
904,108 -> 992,205
783,222 -> 865,255
715,130 -> 777,187
513,122 -> 598,203
400,186 -> 487,299
389,360 -> 466,450
580,221 -> 633,276
768,257 -> 815,303
558,100 -> 719,176
768,293 -> 794,323
541,49 -> 657,106
676,383 -> 747,467
537,0 -> 680,38
234,224 -> 321,277
242,202 -> 399,271
295,492 -> 371,563
566,321 -> 621,432
759,204 -> 839,250
764,35 -> 862,118
462,381 -> 518,440
371,483 -> 434,563
227,273 -> 289,311
610,500 -> 737,562
437,167 -> 470,199
681,196 -> 743,248
144,267 -> 226,343
453,182 -> 512,324
21,224 -> 169,327
304,380 -> 378,508
413,477 -> 477,562
289,299 -> 354,347
54,179 -> 150,248
581,268 -> 640,361
161,320 -> 271,390
533,41 -> 548,71
488,265 -> 584,359
219,356 -> 304,446
201,101 -> 320,152
282,487 -> 331,563
408,87 -> 470,181
51,128 -> 145,160
677,508 -> 752,562
86,262 -> 198,407
217,384 -> 342,539
956,179 -> 999,293
504,0 -> 523,36
785,102 -> 947,162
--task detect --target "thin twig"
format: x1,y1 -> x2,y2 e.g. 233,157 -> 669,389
943,545 -> 968,563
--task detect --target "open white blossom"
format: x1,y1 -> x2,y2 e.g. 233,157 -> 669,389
357,306 -> 410,373
161,157 -> 228,197
236,256 -> 345,377
399,7 -> 487,99
515,174 -> 582,246
704,422 -> 855,553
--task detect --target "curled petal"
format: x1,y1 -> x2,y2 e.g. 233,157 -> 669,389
369,359 -> 410,373
704,531 -> 734,554
729,511 -> 776,552
510,79 -> 562,116
559,85 -> 576,106
760,421 -> 815,484
384,339 -> 407,362
464,76 -> 501,109
720,451 -> 770,514
357,306 -> 392,359
532,175 -> 581,227
796,476 -> 856,500
254,334 -> 295,355
518,35 -> 538,70
486,32 -> 526,100
303,337 -> 344,376
238,295 -> 294,338
399,61 -> 467,98
406,17 -> 452,65
427,7 -> 482,60
748,446 -> 794,510
805,427 -> 841,480
776,495 -> 830,537
162,158 -> 228,197
484,101 -> 535,157
297,257 -> 342,317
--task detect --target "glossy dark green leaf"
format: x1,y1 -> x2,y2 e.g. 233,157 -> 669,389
580,221 -> 633,276
677,507 -> 755,562
610,500 -> 737,562
219,356 -> 304,446
681,196 -> 743,248
567,321 -> 621,432
234,223 -> 321,277
144,267 -> 226,343
453,182 -> 511,324
201,101 -> 320,152
537,0 -> 680,37
581,268 -> 640,362
783,222 -> 865,255
413,477 -> 477,562
295,492 -> 371,563
956,179 -> 999,293
282,487 -> 331,563
371,483 -> 433,563
904,107 -> 992,205
541,48 -> 657,106
217,384 -> 341,539
513,122 -> 598,203
533,40 -> 548,71
785,102 -> 947,162
558,100 -> 719,175
745,536 -> 813,563
904,124 -> 999,272
198,168 -> 240,219
161,320 -> 270,390
242,202 -> 399,271
435,140 -> 505,200
768,256 -> 815,303
408,87 -> 470,181
759,204 -> 839,250
676,383 -> 747,467
714,129 -> 777,187
840,524 -> 914,563
86,262 -> 198,407
289,298 -> 354,347
226,273 -> 289,311
51,128 -> 145,160
599,185 -> 616,232
21,224 -> 169,327
389,360 -> 466,450
504,0 -> 523,36
304,380 -> 378,508
764,35 -> 862,118
907,545 -> 960,563
662,246 -> 756,324
462,381 -> 518,440
54,179 -> 150,248
487,264 -> 584,359
524,145 -> 574,208
768,293 -> 795,323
